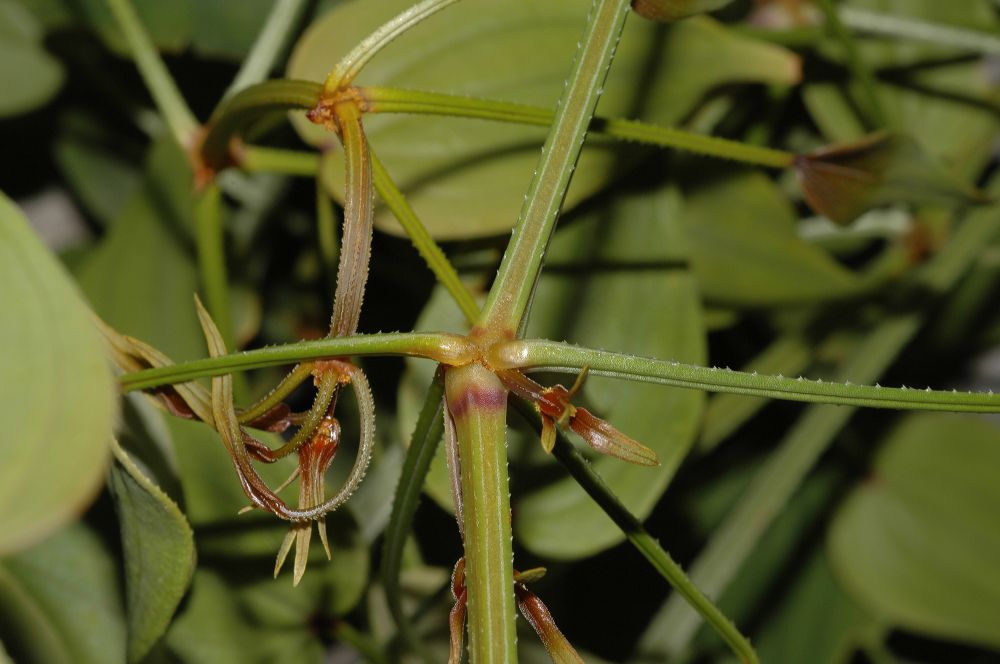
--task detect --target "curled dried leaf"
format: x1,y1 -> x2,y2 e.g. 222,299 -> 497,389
795,133 -> 991,225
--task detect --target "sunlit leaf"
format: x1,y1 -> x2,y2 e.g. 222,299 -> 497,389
828,414 -> 1000,650
108,438 -> 195,662
0,193 -> 116,554
0,524 -> 126,664
288,0 -> 799,239
0,0 -> 64,117
795,133 -> 988,226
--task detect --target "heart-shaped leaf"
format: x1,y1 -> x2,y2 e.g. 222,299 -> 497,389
828,413 -> 1000,650
287,0 -> 799,239
0,192 -> 116,554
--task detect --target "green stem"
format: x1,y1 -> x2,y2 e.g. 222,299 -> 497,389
119,332 -> 473,391
838,6 -> 1000,56
815,0 -> 887,130
201,79 -> 321,171
370,149 -> 481,322
363,87 -> 794,169
479,0 -> 633,335
103,0 -> 199,148
238,362 -> 314,424
382,371 -> 446,664
194,184 -> 234,350
511,401 -> 758,663
445,364 -> 516,663
323,0 -> 462,93
241,146 -> 321,176
492,339 -> 1000,413
224,0 -> 309,99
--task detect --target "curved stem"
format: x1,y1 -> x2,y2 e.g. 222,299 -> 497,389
200,79 -> 321,171
238,362 -> 315,424
370,149 -> 481,322
322,0 -> 462,93
119,332 -> 476,391
194,184 -> 233,350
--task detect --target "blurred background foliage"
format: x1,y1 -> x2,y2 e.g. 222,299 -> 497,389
2,0 -> 1000,661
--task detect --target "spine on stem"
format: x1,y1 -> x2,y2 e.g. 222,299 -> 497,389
445,364 -> 516,663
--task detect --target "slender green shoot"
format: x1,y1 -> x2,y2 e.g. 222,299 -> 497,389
511,399 -> 758,664
382,371 -> 446,664
194,184 -> 234,350
103,0 -> 199,147
224,0 -> 309,99
118,332 -> 474,391
370,149 -> 481,322
363,87 -> 794,168
492,339 -> 1000,413
242,146 -> 321,176
479,0 -> 634,335
323,0 -> 462,93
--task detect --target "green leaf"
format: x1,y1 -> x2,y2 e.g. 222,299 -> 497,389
804,1 -> 1000,182
189,0 -> 273,60
828,413 -> 1000,650
681,171 -> 862,306
0,192 -> 116,555
515,184 -> 705,559
0,523 -> 126,664
0,0 -> 64,117
287,0 -> 799,239
108,438 -> 195,662
76,139 -> 205,363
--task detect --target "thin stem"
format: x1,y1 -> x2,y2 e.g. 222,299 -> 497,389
445,364 -> 516,663
838,6 -> 1000,56
119,332 -> 476,391
322,0 -> 462,93
224,0 -> 309,99
815,0 -> 887,129
201,79 -> 321,171
511,399 -> 758,664
492,339 -> 1000,413
238,362 -> 314,424
479,0 -> 633,335
241,146 -> 321,176
382,371 -> 446,664
103,0 -> 199,148
363,87 -> 794,169
329,102 -> 374,337
194,184 -> 234,350
370,149 -> 481,322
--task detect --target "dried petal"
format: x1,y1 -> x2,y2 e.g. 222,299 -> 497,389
516,584 -> 584,664
795,133 -> 990,225
569,408 -> 659,466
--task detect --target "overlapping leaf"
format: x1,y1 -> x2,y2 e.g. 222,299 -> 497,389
287,0 -> 799,239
